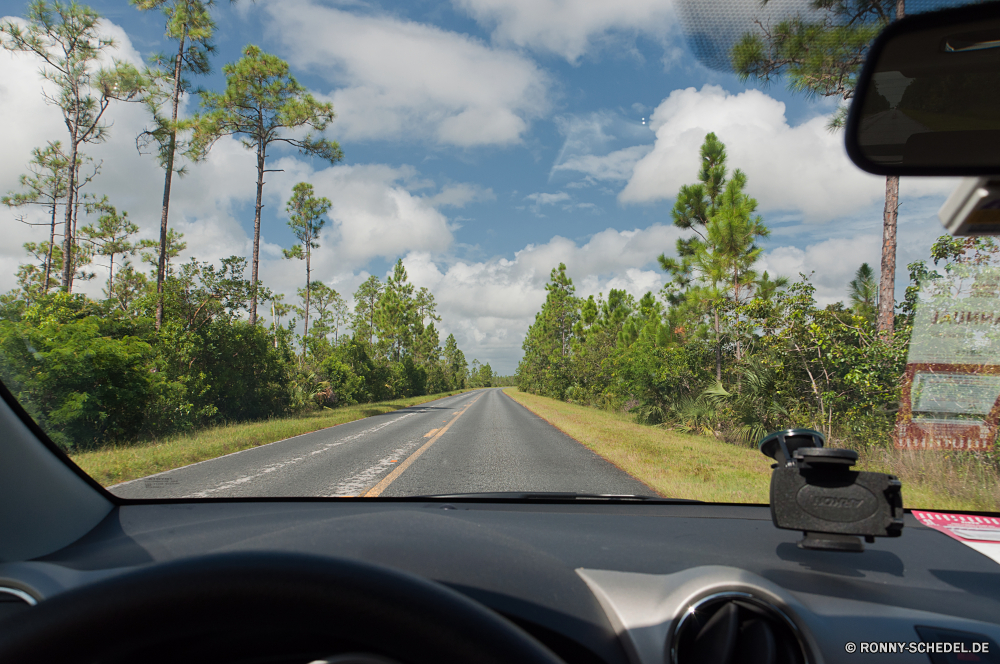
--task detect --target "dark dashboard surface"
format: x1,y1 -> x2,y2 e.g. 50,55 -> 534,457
13,501 -> 1000,663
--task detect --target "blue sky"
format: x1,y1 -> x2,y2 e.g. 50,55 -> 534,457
0,0 -> 963,372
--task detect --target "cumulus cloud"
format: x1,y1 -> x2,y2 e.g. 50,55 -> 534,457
619,85 -> 956,221
263,0 -> 551,147
550,112 -> 653,184
554,145 -> 652,183
452,0 -> 675,63
524,191 -> 570,215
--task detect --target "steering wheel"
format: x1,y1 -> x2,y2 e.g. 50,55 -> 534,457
0,552 -> 568,664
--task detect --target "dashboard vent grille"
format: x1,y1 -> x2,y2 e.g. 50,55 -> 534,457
0,587 -> 37,623
671,592 -> 808,664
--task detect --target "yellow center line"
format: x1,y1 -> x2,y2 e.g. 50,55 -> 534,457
423,428 -> 439,438
363,396 -> 481,497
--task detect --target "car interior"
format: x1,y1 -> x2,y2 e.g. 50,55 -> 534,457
3,2 -> 1000,664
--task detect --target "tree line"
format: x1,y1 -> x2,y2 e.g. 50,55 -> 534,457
517,133 -> 998,449
0,1 -> 493,451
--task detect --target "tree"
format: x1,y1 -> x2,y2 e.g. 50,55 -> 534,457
352,275 -> 383,346
282,182 -> 330,355
1,1 -> 144,292
140,227 -> 186,277
80,198 -> 139,296
14,242 -> 65,304
269,292 -> 293,348
732,0 -> 905,337
131,0 -> 217,330
662,134 -> 769,378
443,333 -> 467,389
299,281 -> 346,351
107,261 -> 147,312
696,168 -> 769,364
376,259 -> 416,362
848,262 -> 878,323
517,263 -> 578,398
197,45 -> 343,324
2,142 -> 70,292
659,132 -> 728,306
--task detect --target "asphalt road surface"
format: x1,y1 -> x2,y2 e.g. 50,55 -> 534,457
111,388 -> 651,499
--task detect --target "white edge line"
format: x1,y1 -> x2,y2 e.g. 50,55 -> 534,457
108,391 -> 478,489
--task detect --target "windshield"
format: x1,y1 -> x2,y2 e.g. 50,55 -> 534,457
0,0 -> 997,510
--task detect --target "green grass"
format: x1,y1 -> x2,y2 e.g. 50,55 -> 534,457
72,389 -> 478,487
504,388 -> 1000,511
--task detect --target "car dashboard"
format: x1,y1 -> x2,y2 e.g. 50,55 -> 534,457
1,500 -> 999,664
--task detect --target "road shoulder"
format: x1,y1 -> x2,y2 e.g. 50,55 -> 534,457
502,388 -> 771,503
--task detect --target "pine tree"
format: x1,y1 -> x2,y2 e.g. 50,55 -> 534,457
282,182 -> 330,355
131,0 -> 218,330
197,45 -> 343,324
376,259 -> 416,362
2,142 -> 70,293
443,333 -> 467,389
661,134 -> 770,377
849,262 -> 878,323
517,263 -> 578,398
80,198 -> 139,296
659,132 -> 727,305
732,0 -> 905,337
352,275 -> 383,346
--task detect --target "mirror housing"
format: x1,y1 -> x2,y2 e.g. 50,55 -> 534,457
845,3 -> 1000,176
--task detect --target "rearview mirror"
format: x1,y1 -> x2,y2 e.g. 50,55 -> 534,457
845,3 -> 1000,176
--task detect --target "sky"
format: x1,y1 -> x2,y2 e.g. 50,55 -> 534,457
0,0 -> 965,374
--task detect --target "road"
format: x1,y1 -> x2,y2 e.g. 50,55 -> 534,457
111,388 -> 651,499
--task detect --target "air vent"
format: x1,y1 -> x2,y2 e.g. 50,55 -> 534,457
0,587 -> 37,622
671,592 -> 808,664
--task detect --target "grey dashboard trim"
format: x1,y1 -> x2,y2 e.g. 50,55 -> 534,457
577,565 -> 1000,664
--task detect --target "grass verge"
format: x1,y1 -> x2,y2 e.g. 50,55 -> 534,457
72,389 -> 478,487
504,388 -> 999,511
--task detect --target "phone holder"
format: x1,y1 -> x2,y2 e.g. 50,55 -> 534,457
760,429 -> 904,552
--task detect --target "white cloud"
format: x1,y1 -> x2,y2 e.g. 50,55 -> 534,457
619,85 -> 956,221
452,0 -> 675,64
263,0 -> 551,147
424,183 -> 496,209
524,191 -> 569,215
554,145 -> 652,183
550,111 -> 653,184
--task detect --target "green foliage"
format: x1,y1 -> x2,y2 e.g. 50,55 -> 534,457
731,0 -> 891,127
848,262 -> 878,323
0,294 -> 152,449
516,131 -> 941,452
518,263 -> 578,399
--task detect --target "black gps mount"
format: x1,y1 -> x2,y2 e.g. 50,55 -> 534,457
760,429 -> 904,552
